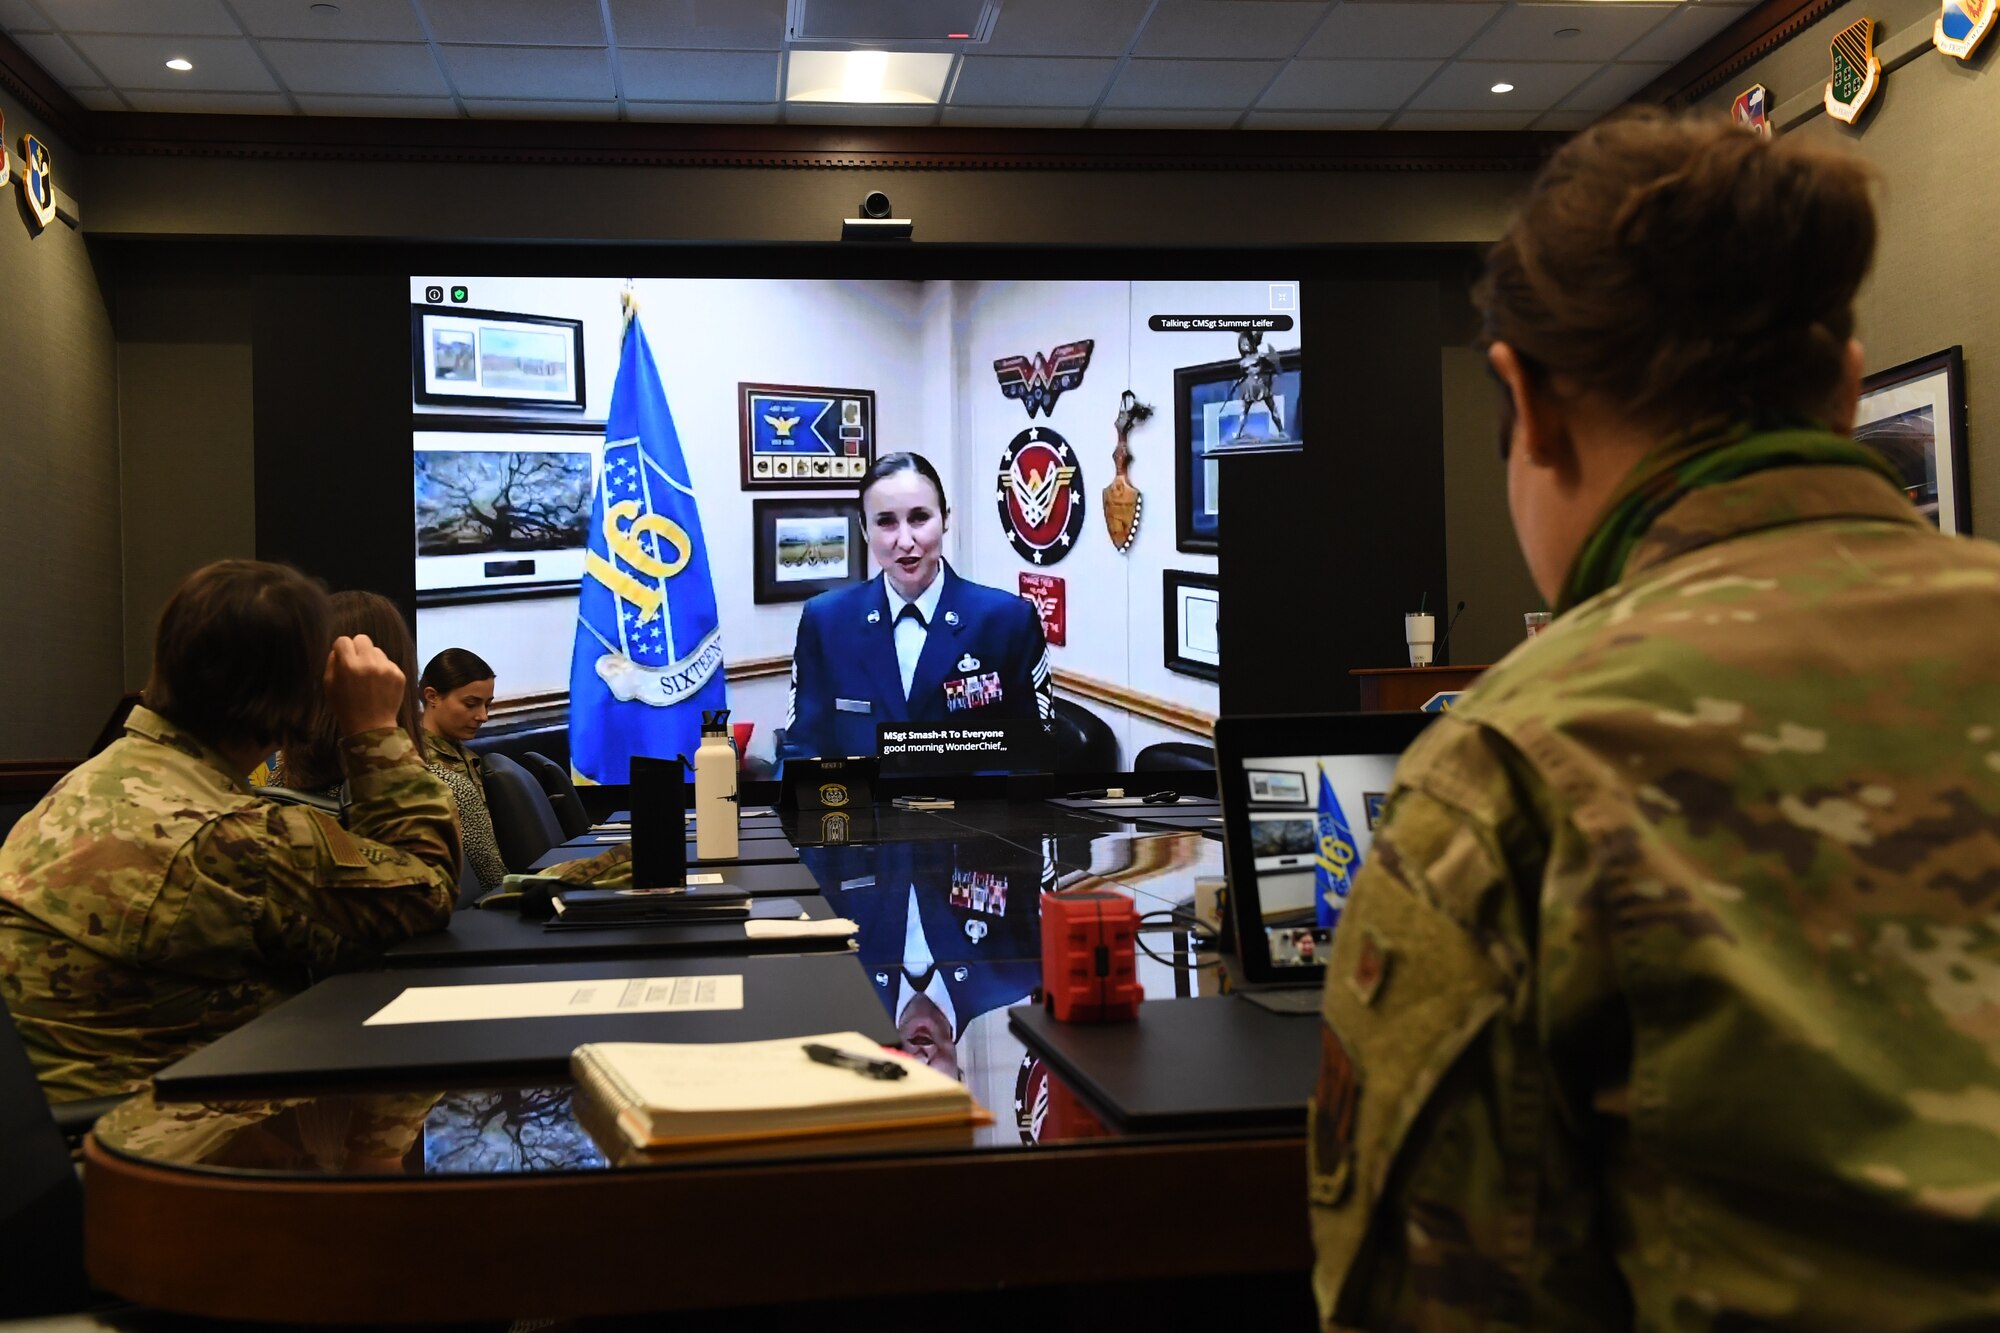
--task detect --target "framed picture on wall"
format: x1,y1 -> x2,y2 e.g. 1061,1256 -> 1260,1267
411,307 -> 586,411
752,499 -> 867,604
739,383 -> 876,489
1163,569 -> 1220,682
1854,347 -> 1971,534
412,420 -> 604,606
1173,348 -> 1302,553
1245,768 -> 1308,806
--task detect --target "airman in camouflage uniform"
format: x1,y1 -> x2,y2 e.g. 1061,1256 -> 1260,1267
0,560 -> 461,1103
1313,115 -> 2000,1331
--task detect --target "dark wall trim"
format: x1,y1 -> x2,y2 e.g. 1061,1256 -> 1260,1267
1635,0 -> 1846,108
0,29 -> 88,145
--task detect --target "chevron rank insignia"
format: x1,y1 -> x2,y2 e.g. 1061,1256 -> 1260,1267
1824,18 -> 1882,125
1935,0 -> 1996,59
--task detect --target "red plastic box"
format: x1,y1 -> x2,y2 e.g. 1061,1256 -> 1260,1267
1039,890 -> 1143,1023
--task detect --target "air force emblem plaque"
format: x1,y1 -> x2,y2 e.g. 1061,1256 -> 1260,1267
0,109 -> 10,189
997,427 -> 1085,567
1824,18 -> 1882,125
19,133 -> 55,232
1731,84 -> 1770,137
1936,0 -> 1996,58
994,340 -> 1093,419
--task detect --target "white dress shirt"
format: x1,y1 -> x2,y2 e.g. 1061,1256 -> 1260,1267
886,568 -> 946,701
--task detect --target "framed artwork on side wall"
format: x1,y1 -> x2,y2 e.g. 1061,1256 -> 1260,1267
1854,347 -> 1970,534
1163,569 -> 1220,682
752,499 -> 867,604
1173,347 -> 1303,553
411,307 -> 586,411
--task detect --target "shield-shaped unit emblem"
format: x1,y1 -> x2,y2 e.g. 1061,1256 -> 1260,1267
1823,18 -> 1882,125
20,134 -> 55,231
1731,84 -> 1770,137
1935,0 -> 1996,59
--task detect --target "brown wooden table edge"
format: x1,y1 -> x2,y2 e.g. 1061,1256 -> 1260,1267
86,1132 -> 1311,1322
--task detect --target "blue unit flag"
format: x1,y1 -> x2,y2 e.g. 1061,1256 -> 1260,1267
568,302 -> 727,783
1314,763 -> 1362,930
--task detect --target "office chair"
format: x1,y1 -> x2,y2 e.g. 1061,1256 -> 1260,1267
0,995 -> 93,1316
477,751 -> 569,873
1133,741 -> 1216,772
1050,698 -> 1120,772
522,751 -> 592,840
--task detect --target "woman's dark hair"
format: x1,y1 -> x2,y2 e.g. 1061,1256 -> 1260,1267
280,591 -> 422,790
1474,109 -> 1876,430
421,648 -> 496,698
859,452 -> 949,520
144,560 -> 329,752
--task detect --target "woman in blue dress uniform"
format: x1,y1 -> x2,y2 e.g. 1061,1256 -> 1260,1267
783,452 -> 1052,760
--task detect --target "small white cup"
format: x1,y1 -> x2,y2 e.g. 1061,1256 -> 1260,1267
1405,612 -> 1436,667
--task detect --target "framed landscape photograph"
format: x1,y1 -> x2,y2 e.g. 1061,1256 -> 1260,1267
752,499 -> 866,604
1854,347 -> 1970,534
739,383 -> 876,489
412,306 -> 586,411
1173,348 -> 1302,553
1162,569 -> 1220,682
412,422 -> 601,605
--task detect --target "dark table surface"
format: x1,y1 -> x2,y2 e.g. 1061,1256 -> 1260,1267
85,800 -> 1309,1324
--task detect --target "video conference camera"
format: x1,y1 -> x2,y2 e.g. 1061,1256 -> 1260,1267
841,191 -> 913,242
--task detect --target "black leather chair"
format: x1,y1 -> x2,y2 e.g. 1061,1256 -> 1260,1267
1134,741 -> 1216,772
478,751 -> 568,873
522,751 -> 592,840
0,996 -> 92,1316
1050,697 -> 1120,772
468,720 -> 570,772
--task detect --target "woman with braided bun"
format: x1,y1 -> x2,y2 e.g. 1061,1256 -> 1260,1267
1311,110 -> 2000,1331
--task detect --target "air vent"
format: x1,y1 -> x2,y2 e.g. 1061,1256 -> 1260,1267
787,0 -> 1002,46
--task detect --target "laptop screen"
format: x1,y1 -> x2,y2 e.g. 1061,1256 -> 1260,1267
1214,713 -> 1433,986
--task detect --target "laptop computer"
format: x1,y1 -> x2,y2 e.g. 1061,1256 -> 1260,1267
1213,711 -> 1434,1014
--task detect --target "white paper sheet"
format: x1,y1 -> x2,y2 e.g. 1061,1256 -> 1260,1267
363,974 -> 745,1026
743,917 -> 859,942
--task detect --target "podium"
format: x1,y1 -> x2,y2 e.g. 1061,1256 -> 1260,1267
1350,666 -> 1489,712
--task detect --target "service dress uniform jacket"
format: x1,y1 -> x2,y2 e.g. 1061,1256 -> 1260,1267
0,707 -> 461,1101
1313,445 -> 2000,1331
784,562 -> 1053,760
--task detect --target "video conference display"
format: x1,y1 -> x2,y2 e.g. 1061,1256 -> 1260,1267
1237,751 -> 1398,969
410,276 -> 1303,781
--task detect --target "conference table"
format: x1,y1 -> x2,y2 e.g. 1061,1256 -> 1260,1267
83,797 -> 1319,1325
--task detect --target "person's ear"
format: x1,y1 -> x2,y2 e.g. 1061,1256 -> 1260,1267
1488,341 -> 1574,474
1826,338 -> 1865,437
420,685 -> 439,710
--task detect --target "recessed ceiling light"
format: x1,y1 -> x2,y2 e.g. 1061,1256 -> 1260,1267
1491,82 -> 1515,94
786,50 -> 954,104
165,57 -> 193,71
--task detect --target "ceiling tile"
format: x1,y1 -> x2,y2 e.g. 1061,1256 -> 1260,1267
1241,109 -> 1389,129
260,40 -> 449,96
294,93 -> 459,115
783,102 -> 939,125
437,44 -> 613,99
609,0 -> 785,49
462,97 -> 618,118
1618,1 -> 1753,63
1133,1 -> 1331,60
13,31 -> 102,86
1556,59 -> 1668,111
1093,107 -> 1245,128
950,55 -> 1116,107
418,0 -> 606,47
67,32 -> 278,90
1531,108 -> 1602,131
39,0 -> 238,35
1300,3 -> 1500,60
1103,58 -> 1280,108
1259,58 -> 1439,111
939,105 -> 1092,127
72,86 -> 128,108
1392,108 -> 1537,130
231,0 -> 425,41
120,88 -> 292,112
1405,58 -> 1592,111
0,0 -> 52,32
980,0 -> 1153,57
1459,2 -> 1676,63
627,100 -> 781,122
620,48 -> 777,101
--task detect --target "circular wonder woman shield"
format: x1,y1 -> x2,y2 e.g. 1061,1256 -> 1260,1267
996,427 -> 1085,566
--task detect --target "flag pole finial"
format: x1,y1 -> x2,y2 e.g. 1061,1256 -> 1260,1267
620,281 -> 639,326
